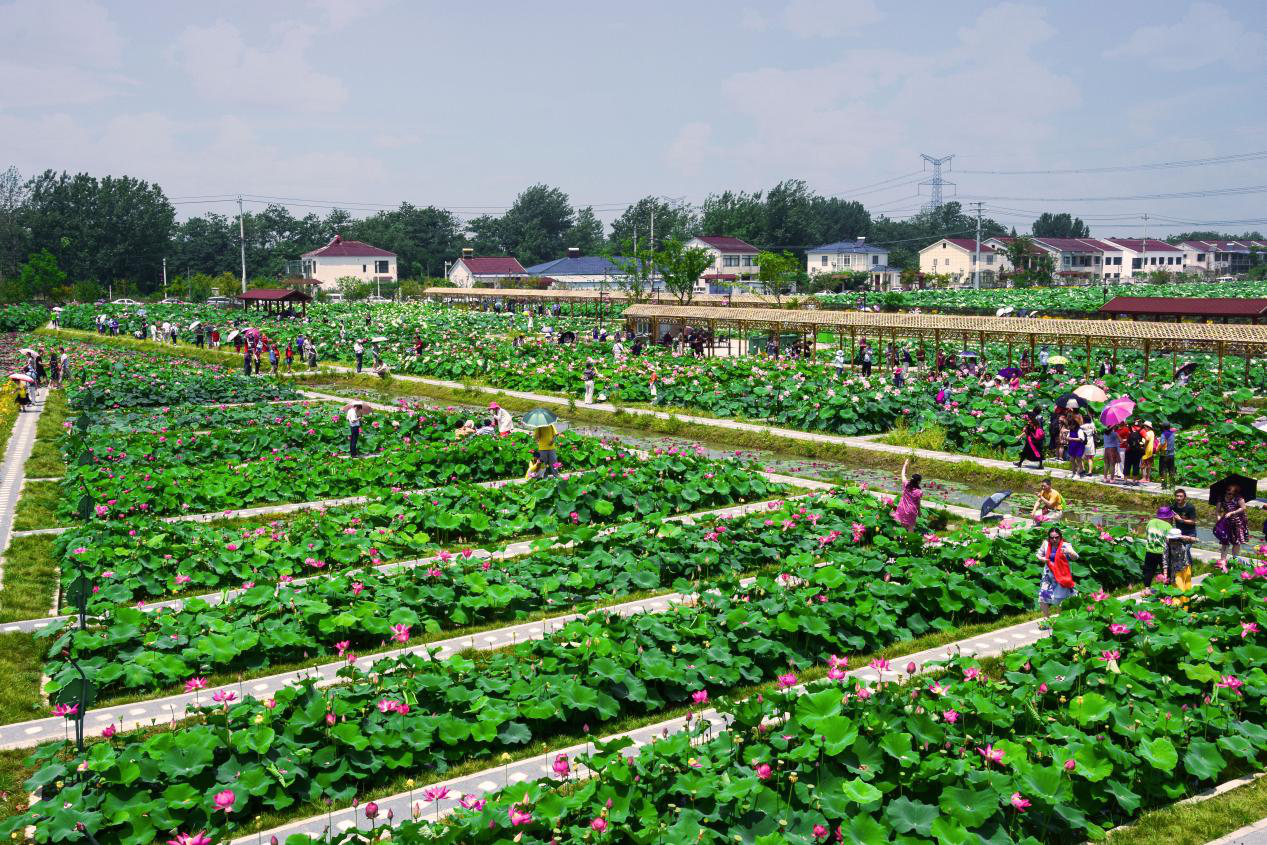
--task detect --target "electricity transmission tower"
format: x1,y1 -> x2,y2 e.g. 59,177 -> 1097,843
919,154 -> 955,210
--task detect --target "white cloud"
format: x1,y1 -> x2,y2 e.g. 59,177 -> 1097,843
1106,2 -> 1266,71
739,8 -> 768,31
669,3 -> 1079,192
781,0 -> 880,38
0,0 -> 131,106
170,20 -> 348,112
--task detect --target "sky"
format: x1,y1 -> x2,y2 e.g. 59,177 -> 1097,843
2,0 -> 1266,237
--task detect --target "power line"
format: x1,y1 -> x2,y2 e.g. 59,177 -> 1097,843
957,149 -> 1267,176
959,184 -> 1267,202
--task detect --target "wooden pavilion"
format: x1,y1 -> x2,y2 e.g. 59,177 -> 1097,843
238,288 -> 311,316
622,303 -> 1267,381
1099,296 -> 1267,323
423,287 -> 807,311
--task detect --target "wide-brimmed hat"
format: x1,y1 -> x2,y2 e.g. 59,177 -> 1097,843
1167,528 -> 1184,539
1155,505 -> 1174,519
489,402 -> 500,409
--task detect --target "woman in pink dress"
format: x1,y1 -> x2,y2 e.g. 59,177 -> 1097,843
892,458 -> 922,530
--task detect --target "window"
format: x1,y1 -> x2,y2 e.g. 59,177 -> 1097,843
1196,253 -> 1206,261
1063,255 -> 1071,266
821,255 -> 828,266
872,255 -> 879,266
1094,256 -> 1101,264
723,255 -> 739,267
374,260 -> 389,273
932,258 -> 938,268
362,264 -> 368,272
1132,258 -> 1142,269
742,255 -> 753,267
986,254 -> 994,265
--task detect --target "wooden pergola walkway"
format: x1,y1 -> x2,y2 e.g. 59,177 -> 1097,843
622,304 -> 1267,380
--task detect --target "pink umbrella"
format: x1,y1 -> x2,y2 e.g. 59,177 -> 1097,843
1100,398 -> 1135,428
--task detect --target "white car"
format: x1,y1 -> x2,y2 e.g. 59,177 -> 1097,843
206,296 -> 235,306
365,295 -> 391,304
159,297 -> 187,304
111,298 -> 140,305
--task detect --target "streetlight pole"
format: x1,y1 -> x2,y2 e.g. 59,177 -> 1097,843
237,195 -> 247,293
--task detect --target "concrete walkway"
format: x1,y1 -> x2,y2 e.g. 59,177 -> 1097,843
0,390 -> 44,588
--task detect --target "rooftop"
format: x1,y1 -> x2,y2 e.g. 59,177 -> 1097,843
237,289 -> 313,302
1103,238 -> 1182,253
809,238 -> 887,254
459,257 -> 528,276
692,236 -> 760,254
302,235 -> 395,259
1099,296 -> 1267,319
927,238 -> 1000,254
525,255 -> 628,276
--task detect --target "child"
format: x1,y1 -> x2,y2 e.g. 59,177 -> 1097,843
1163,528 -> 1197,593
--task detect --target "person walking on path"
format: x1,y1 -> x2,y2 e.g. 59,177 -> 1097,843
1215,483 -> 1249,564
832,348 -> 846,379
346,402 -> 365,458
1079,415 -> 1096,479
582,363 -> 596,405
860,344 -> 873,377
284,343 -> 294,373
268,343 -> 279,376
1122,423 -> 1145,482
1139,421 -> 1156,484
242,344 -> 252,377
306,342 -> 318,369
1066,414 -> 1086,477
1171,488 -> 1197,537
1101,424 -> 1120,483
490,402 -> 514,435
891,458 -> 922,530
532,423 -> 560,479
1036,526 -> 1077,624
354,339 -> 364,373
1016,414 -> 1045,469
252,344 -> 262,375
1143,505 -> 1174,588
57,348 -> 68,386
1031,479 -> 1064,521
1156,422 -> 1176,485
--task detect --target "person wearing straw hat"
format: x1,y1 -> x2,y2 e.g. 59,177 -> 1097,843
1163,527 -> 1197,594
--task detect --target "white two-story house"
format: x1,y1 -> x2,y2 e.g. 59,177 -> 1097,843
806,238 -> 899,290
685,236 -> 760,293
296,235 -> 397,287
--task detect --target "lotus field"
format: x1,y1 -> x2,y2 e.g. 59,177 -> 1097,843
1,332 -> 1264,845
50,300 -> 1267,486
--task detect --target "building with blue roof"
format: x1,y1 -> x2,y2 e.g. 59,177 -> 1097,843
806,238 -> 899,291
525,248 -> 651,290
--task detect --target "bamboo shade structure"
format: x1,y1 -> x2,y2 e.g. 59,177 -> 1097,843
621,304 -> 1267,354
424,287 -> 805,307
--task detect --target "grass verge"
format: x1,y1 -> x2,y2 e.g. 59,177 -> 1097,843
0,534 -> 59,621
1107,774 -> 1267,845
12,482 -> 67,532
23,389 -> 67,479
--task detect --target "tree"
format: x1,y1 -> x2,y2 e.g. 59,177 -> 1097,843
698,191 -> 765,243
654,238 -> 712,304
497,184 -> 575,267
756,250 -> 800,300
763,180 -> 818,251
608,197 -> 695,253
1004,236 -> 1037,278
6,249 -> 66,302
1032,212 -> 1090,239
606,238 -> 654,304
0,166 -> 29,280
566,207 -> 605,255
870,201 -> 1006,269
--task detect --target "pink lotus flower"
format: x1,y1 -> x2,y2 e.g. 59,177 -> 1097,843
1099,650 -> 1121,662
942,709 -> 959,724
978,744 -> 1004,764
591,817 -> 608,833
1010,792 -> 1031,812
422,786 -> 450,803
508,803 -> 533,826
552,753 -> 570,778
1064,759 -> 1076,772
753,763 -> 773,780
691,690 -> 708,704
213,789 -> 235,812
211,690 -> 236,704
334,640 -> 350,656
53,703 -> 78,718
167,833 -> 212,845
458,793 -> 484,810
1218,675 -> 1244,696
1243,622 -> 1260,638
184,677 -> 207,693
363,802 -> 378,820
351,582 -> 365,596
391,623 -> 411,643
964,667 -> 981,682
776,673 -> 797,689
102,724 -> 117,738
827,666 -> 847,681
1109,623 -> 1132,635
813,824 -> 830,840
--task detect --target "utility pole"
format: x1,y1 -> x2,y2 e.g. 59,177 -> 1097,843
972,201 -> 983,290
162,257 -> 167,296
237,195 -> 247,293
1142,212 -> 1149,282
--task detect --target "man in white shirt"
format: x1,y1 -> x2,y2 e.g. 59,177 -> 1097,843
353,339 -> 364,373
346,403 -> 364,457
490,402 -> 513,434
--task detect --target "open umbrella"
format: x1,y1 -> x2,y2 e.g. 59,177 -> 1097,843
1073,384 -> 1108,403
225,330 -> 241,342
51,306 -> 62,312
189,321 -> 201,331
9,373 -> 34,383
996,306 -> 1015,317
244,327 -> 260,341
1054,392 -> 1089,411
371,336 -> 388,343
1210,473 -> 1258,506
521,408 -> 558,428
1047,355 -> 1069,366
1100,397 -> 1135,428
1253,417 -> 1267,434
1176,361 -> 1198,377
341,401 -> 369,412
997,367 -> 1021,379
958,350 -> 979,359
980,490 -> 1012,520
18,348 -> 35,356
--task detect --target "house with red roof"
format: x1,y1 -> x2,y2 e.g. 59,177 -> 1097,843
985,237 -> 1125,281
1176,239 -> 1267,277
297,235 -> 397,287
918,238 -> 1008,283
1101,238 -> 1185,279
685,236 -> 760,293
447,251 -> 529,287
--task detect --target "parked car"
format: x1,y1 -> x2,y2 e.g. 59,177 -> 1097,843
206,296 -> 236,308
366,295 -> 391,303
159,297 -> 187,304
111,298 -> 140,305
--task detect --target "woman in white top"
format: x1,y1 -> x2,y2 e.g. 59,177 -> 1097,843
1078,418 -> 1096,479
489,403 -> 514,434
346,403 -> 364,457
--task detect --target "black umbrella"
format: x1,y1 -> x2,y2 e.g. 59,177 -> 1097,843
1210,474 -> 1258,506
1176,361 -> 1198,377
980,491 -> 1012,520
1054,392 -> 1089,411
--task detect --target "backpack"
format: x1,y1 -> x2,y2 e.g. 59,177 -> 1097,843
1126,427 -> 1144,451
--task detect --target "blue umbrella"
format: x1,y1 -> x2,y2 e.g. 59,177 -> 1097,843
980,491 -> 1012,520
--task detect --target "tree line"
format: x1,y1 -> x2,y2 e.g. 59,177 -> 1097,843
2,163 -> 1259,302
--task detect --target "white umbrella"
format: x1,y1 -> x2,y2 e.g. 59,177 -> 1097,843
51,306 -> 63,312
9,373 -> 34,383
225,330 -> 241,342
189,321 -> 201,331
18,348 -> 36,356
371,336 -> 388,343
996,306 -> 1015,317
